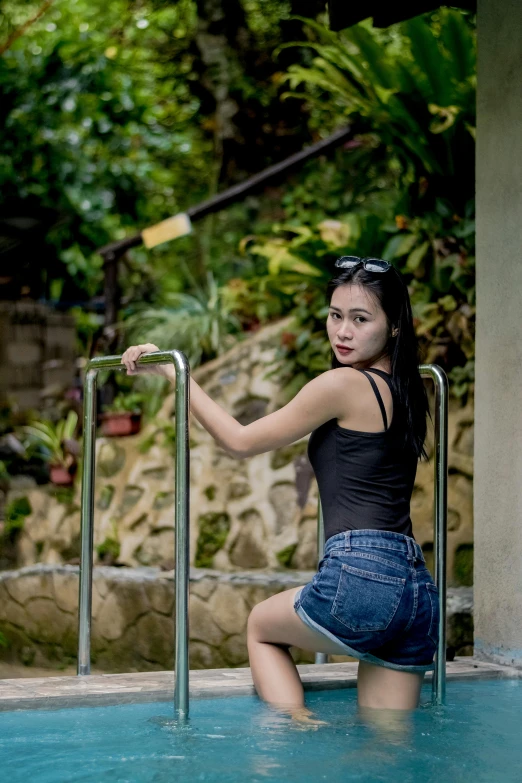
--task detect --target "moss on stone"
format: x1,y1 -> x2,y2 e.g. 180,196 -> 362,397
227,482 -> 252,500
97,484 -> 115,511
153,491 -> 175,510
270,441 -> 308,470
276,543 -> 297,568
141,466 -> 168,480
96,536 -> 121,564
5,496 -> 32,539
60,533 -> 82,563
195,512 -> 231,568
454,544 -> 473,586
119,485 -> 144,514
204,485 -> 217,501
98,442 -> 126,478
53,486 -> 75,505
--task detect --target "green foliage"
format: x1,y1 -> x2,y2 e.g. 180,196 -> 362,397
233,12 -> 477,402
22,411 -> 79,467
105,392 -> 145,415
283,11 -> 475,200
276,543 -> 297,567
0,0 -> 210,300
96,536 -> 121,564
5,495 -> 32,538
454,544 -> 473,587
195,512 -> 231,568
122,274 -> 241,367
246,200 -> 475,401
0,460 -> 9,482
53,486 -> 76,505
1,4 -> 476,406
0,631 -> 9,649
138,419 -> 176,455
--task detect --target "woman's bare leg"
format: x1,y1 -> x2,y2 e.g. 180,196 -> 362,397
247,586 -> 425,721
357,660 -> 424,710
246,586 -> 344,712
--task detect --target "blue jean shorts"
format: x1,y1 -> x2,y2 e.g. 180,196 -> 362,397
293,529 -> 440,673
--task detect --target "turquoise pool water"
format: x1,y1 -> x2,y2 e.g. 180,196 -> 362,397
0,680 -> 520,782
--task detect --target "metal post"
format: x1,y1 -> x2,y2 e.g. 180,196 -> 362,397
77,369 -> 97,676
420,364 -> 448,706
314,501 -> 328,666
313,364 -> 448,706
77,350 -> 190,719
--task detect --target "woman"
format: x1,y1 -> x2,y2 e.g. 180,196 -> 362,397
122,256 -> 439,718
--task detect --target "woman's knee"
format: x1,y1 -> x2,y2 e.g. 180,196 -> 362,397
247,601 -> 265,641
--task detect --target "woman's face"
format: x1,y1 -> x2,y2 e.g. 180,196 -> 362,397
327,283 -> 392,369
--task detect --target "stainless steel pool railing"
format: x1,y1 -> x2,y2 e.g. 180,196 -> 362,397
77,351 -> 190,719
314,364 -> 449,707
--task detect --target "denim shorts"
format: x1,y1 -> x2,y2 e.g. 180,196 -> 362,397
293,529 -> 440,674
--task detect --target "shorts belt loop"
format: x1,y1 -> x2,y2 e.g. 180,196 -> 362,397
406,537 -> 416,562
344,530 -> 351,551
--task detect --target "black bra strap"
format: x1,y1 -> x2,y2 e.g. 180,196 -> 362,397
358,369 -> 388,431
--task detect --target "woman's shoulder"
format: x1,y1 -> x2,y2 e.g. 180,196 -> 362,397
321,366 -> 374,387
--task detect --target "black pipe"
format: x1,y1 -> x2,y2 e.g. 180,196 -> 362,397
97,125 -> 352,259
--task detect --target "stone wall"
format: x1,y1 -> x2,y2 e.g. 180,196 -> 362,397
0,564 -> 474,672
0,300 -> 76,410
8,319 -> 475,588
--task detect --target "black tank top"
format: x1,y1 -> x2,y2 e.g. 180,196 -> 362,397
307,368 -> 418,542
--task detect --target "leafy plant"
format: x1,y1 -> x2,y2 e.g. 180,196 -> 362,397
122,274 -> 241,368
22,411 -> 79,468
236,12 -> 477,402
103,392 -> 145,415
282,11 -> 475,209
4,495 -> 32,539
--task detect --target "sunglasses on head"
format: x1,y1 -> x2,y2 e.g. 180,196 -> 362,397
335,256 -> 392,273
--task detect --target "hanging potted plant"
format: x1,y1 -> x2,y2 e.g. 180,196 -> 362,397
100,392 -> 144,437
22,411 -> 80,486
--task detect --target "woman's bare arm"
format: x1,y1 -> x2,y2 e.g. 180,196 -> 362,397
121,343 -> 354,458
187,368 -> 354,457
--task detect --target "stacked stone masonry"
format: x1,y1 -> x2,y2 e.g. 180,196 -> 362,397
0,564 -> 474,672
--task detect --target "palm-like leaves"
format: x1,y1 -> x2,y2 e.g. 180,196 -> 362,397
282,11 -> 475,196
122,275 -> 241,368
22,411 -> 79,467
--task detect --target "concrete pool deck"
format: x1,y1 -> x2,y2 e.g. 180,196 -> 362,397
0,657 -> 520,711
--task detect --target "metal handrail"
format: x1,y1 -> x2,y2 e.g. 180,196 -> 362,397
314,364 -> 448,707
77,350 -> 190,719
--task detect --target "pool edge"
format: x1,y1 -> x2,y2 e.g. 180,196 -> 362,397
0,658 -> 521,712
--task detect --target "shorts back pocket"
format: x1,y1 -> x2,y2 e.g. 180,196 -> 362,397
331,564 -> 406,632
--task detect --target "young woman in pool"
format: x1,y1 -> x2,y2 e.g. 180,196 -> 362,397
122,256 -> 439,717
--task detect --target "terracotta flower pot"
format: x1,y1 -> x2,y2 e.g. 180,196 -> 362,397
49,464 -> 75,486
100,411 -> 142,437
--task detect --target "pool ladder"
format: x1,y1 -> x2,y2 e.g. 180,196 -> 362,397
77,357 -> 447,718
77,351 -> 190,719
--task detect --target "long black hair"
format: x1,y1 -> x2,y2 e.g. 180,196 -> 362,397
326,265 -> 431,461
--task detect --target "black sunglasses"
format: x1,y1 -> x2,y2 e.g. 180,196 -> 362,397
335,256 -> 391,273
